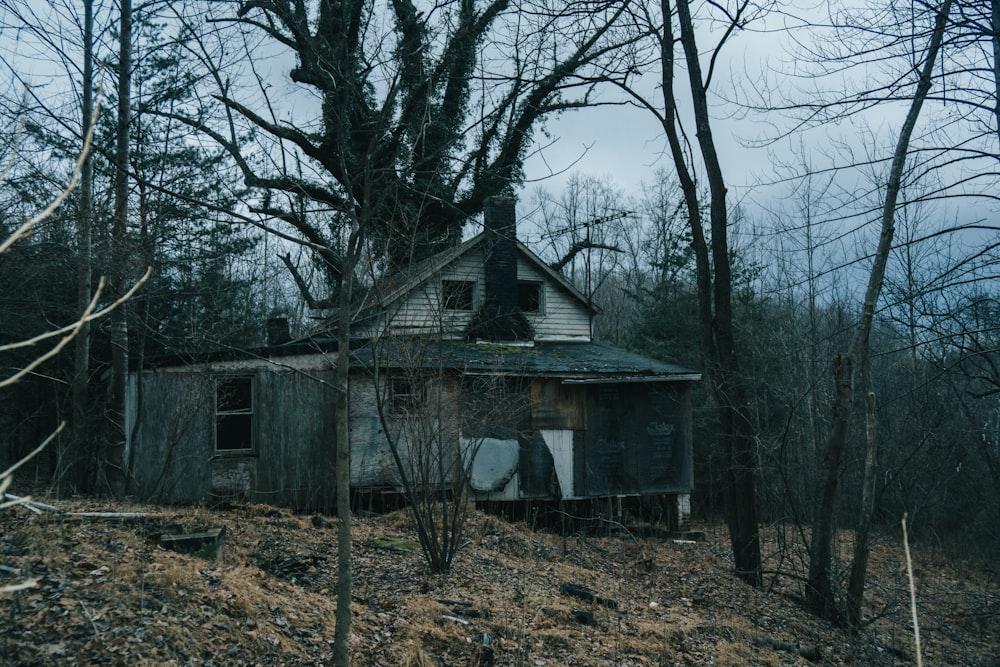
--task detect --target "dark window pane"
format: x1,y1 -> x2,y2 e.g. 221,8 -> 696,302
216,377 -> 253,452
216,414 -> 253,450
517,281 -> 541,313
391,376 -> 423,414
217,378 -> 252,413
442,280 -> 474,311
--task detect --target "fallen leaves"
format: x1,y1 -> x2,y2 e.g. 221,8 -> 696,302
1,501 -> 998,666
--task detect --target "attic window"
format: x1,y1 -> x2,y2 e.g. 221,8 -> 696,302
216,377 -> 254,453
518,281 -> 542,313
442,279 -> 475,311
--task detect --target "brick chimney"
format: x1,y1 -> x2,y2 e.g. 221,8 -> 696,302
266,317 -> 291,345
471,196 -> 532,341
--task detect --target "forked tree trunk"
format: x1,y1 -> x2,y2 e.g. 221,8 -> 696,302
805,0 -> 953,621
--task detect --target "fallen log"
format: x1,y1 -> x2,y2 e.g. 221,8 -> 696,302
559,582 -> 619,610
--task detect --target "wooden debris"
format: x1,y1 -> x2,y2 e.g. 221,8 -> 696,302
2,493 -> 57,513
559,582 -> 619,610
754,636 -> 822,662
160,526 -> 226,560
3,493 -> 153,523
67,511 -> 150,521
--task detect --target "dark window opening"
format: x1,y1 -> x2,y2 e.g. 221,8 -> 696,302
216,377 -> 254,452
517,281 -> 542,313
442,279 -> 475,311
390,376 -> 424,416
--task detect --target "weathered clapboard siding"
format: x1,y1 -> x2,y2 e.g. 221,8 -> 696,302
253,368 -> 338,510
374,248 -> 591,341
127,369 -> 215,504
516,258 -> 591,341
348,379 -> 398,488
349,373 -> 463,489
127,358 -> 339,510
381,250 -> 484,337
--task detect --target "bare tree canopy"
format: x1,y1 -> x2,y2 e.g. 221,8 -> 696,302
168,0 -> 642,285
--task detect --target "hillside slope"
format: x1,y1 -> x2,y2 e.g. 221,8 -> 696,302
1,500 -> 997,666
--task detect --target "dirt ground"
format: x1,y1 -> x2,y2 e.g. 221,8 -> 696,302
1,498 -> 997,666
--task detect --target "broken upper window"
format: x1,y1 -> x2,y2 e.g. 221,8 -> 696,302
216,377 -> 254,452
517,281 -> 542,313
442,279 -> 475,311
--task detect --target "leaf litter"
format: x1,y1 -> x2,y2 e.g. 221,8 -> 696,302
0,499 -> 997,666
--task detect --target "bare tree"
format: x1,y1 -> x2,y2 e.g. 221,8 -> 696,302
617,0 -> 768,586
71,0 -> 97,495
365,339 -> 528,574
793,0 -> 954,623
1,117 -> 147,520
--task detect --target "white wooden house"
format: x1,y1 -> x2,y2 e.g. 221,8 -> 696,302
126,197 -> 700,526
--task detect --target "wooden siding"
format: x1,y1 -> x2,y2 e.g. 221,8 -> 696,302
348,379 -> 398,488
378,248 -> 592,341
349,374 -> 462,489
128,353 -> 695,509
531,379 -> 586,430
128,361 -> 338,510
253,369 -> 338,509
516,258 -> 592,341
127,370 -> 214,504
381,251 -> 485,337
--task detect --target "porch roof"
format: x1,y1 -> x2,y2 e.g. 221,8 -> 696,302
347,340 -> 701,382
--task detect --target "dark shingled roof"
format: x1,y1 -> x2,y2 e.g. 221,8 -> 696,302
134,335 -> 699,382
348,340 -> 700,382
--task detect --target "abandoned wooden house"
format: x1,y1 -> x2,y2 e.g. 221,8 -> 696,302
126,197 -> 701,527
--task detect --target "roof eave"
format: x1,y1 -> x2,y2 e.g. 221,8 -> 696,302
561,373 -> 703,384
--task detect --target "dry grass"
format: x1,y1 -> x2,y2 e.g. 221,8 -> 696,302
0,499 -> 998,666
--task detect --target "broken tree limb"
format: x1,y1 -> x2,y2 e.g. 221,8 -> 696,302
2,493 -> 58,513
66,511 -> 150,520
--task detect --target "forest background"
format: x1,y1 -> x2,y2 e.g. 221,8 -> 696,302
1,0 -> 998,637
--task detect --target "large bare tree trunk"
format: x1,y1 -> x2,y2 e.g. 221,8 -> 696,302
69,0 -> 94,493
106,0 -> 132,497
805,0 -> 953,621
666,0 -> 762,586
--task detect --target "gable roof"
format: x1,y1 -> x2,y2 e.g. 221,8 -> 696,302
337,230 -> 596,333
